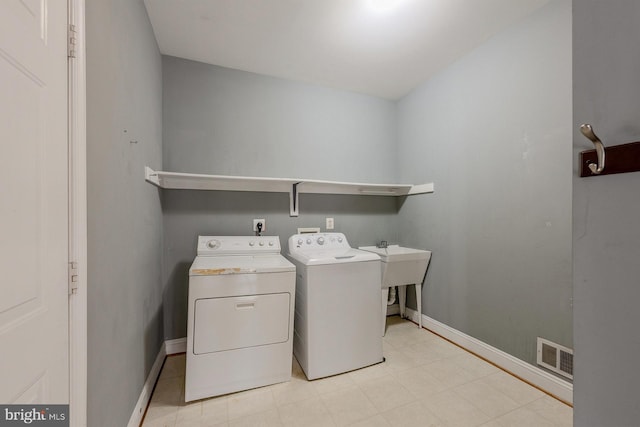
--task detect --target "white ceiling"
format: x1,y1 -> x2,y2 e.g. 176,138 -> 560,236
144,0 -> 551,100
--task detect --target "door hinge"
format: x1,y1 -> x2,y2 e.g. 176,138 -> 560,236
69,261 -> 79,294
68,24 -> 77,59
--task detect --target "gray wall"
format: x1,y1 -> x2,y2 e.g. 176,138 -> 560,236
163,56 -> 397,182
162,57 -> 399,339
86,0 -> 163,425
573,1 -> 640,425
395,0 -> 573,366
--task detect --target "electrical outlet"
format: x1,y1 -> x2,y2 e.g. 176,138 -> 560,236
326,217 -> 334,230
253,218 -> 266,232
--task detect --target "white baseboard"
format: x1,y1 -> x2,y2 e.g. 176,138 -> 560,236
165,337 -> 187,355
127,338 -> 185,427
401,307 -> 573,404
127,345 -> 166,427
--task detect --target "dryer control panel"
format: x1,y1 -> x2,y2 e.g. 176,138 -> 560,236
197,236 -> 281,256
288,233 -> 350,251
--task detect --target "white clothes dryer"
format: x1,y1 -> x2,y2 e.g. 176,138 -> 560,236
287,233 -> 383,380
185,236 -> 296,402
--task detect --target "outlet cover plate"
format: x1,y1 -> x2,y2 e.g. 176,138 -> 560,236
253,218 -> 266,232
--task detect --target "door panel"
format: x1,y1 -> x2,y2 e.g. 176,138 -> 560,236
0,0 -> 69,404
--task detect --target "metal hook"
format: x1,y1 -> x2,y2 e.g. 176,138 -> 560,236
580,124 -> 606,174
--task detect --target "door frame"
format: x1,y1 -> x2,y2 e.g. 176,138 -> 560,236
68,0 -> 87,425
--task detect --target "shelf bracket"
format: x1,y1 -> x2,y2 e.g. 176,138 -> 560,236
145,166 -> 160,186
289,183 -> 300,217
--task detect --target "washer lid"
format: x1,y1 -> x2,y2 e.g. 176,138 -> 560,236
190,254 -> 295,276
287,248 -> 380,266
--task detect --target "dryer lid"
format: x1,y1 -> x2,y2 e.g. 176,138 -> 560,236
189,254 -> 295,276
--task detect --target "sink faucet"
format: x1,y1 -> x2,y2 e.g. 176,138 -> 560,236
376,240 -> 388,249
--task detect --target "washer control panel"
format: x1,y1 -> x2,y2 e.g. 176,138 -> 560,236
289,233 -> 349,251
197,236 -> 280,256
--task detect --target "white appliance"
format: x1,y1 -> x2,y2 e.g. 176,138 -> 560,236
287,232 -> 383,380
185,235 -> 296,402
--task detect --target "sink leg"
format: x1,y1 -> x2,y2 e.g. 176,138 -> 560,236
415,284 -> 422,329
398,285 -> 407,320
381,288 -> 389,336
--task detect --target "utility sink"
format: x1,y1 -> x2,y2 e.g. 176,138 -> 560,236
359,245 -> 432,335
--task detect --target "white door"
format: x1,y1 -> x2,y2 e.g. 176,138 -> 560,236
0,0 -> 69,403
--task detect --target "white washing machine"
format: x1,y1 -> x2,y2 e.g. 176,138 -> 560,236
185,236 -> 296,402
287,232 -> 383,380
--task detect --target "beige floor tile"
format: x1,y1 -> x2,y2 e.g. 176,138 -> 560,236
228,408 -> 283,427
271,376 -> 319,406
277,396 -> 336,427
384,316 -> 417,331
383,326 -> 436,349
311,372 -> 357,395
201,395 -> 228,425
382,347 -> 429,373
320,385 -> 378,426
478,420 -> 503,427
144,405 -> 179,425
525,396 -> 573,426
176,401 -> 202,423
384,316 -> 433,334
151,377 -> 184,407
143,411 -> 178,427
359,374 -> 416,413
478,371 -> 544,406
450,352 -> 500,378
176,415 -> 228,427
393,340 -> 448,365
381,401 -> 442,427
227,388 -> 276,420
454,379 -> 520,419
143,318 -> 572,427
196,412 -> 230,427
348,361 -> 393,384
394,364 -> 448,398
493,406 -> 555,427
420,359 -> 478,389
422,389 -> 491,427
291,357 -> 306,381
382,339 -> 396,354
348,414 -> 392,427
160,354 -> 186,380
431,339 -> 468,358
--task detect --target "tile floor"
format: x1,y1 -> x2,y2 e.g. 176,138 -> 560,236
141,317 -> 572,427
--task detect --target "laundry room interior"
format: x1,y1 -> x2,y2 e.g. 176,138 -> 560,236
85,0 -> 640,426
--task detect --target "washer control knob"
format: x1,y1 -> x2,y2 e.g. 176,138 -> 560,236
259,241 -> 265,246
249,241 -> 255,246
337,237 -> 343,243
269,241 -> 274,246
317,236 -> 325,245
206,240 -> 220,249
297,239 -> 303,245
306,238 -> 312,245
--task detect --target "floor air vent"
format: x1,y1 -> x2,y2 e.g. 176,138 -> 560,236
537,337 -> 573,379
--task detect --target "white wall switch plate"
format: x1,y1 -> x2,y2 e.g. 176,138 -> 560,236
326,217 -> 334,230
